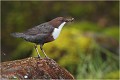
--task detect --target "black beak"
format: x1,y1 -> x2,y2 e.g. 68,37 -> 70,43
64,18 -> 74,22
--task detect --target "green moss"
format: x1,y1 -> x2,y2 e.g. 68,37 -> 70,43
102,27 -> 119,41
104,71 -> 119,79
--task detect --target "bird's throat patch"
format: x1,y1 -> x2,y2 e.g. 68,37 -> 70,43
52,22 -> 66,39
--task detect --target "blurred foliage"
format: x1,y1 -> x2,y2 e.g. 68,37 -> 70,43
1,1 -> 119,79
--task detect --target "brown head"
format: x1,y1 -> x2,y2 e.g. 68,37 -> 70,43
49,17 -> 74,28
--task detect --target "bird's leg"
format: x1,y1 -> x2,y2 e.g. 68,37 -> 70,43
34,44 -> 41,58
40,44 -> 48,58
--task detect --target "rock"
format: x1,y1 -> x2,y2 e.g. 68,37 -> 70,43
0,57 -> 74,79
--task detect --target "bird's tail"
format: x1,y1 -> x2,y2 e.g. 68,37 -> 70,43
11,32 -> 25,38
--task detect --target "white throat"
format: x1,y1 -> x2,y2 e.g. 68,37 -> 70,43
52,22 -> 66,39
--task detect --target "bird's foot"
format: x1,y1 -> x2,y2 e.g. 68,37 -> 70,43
45,56 -> 49,59
37,55 -> 41,58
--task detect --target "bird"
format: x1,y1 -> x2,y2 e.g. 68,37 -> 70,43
11,17 -> 74,58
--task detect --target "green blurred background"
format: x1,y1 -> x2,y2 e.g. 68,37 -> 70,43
1,1 -> 119,79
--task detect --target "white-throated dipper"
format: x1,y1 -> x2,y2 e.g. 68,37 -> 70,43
11,17 -> 74,58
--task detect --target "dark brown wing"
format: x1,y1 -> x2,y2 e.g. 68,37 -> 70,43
24,22 -> 54,35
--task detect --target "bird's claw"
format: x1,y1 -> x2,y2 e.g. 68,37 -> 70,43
37,55 -> 41,58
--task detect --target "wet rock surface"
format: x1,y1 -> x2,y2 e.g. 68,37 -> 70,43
0,57 -> 74,79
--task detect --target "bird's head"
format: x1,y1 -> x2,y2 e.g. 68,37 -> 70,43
49,17 -> 74,28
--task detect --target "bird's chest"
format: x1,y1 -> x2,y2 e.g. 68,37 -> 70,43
44,28 -> 61,43
52,28 -> 61,39
52,22 -> 66,39
44,27 -> 62,43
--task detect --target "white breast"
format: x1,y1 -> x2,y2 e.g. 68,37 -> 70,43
52,22 -> 66,39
